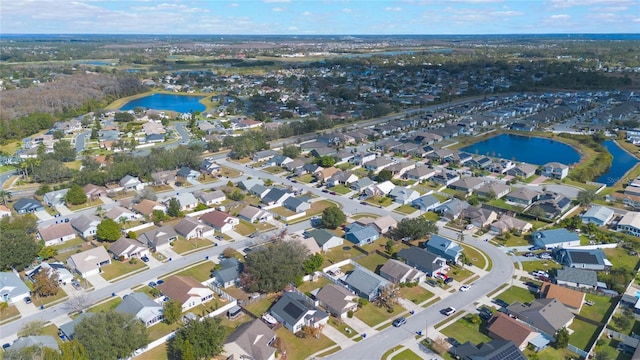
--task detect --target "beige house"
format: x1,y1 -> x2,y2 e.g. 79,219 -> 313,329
37,223 -> 76,247
157,275 -> 214,311
224,319 -> 276,360
67,246 -> 111,278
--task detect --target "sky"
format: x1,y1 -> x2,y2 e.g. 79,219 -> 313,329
1,0 -> 639,35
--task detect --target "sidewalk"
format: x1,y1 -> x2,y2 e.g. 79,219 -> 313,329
322,323 -> 355,348
343,315 -> 376,336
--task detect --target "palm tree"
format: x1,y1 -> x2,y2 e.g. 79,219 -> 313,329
0,190 -> 11,206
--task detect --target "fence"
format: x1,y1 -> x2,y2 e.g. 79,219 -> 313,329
125,222 -> 155,233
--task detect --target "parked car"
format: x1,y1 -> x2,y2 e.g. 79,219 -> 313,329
478,307 -> 493,320
392,317 -> 407,327
156,279 -> 164,285
360,201 -> 368,206
448,337 -> 461,346
24,296 -> 32,304
532,270 -> 549,278
71,281 -> 82,290
441,307 -> 456,316
425,279 -> 439,287
2,343 -> 10,350
523,252 -> 535,257
148,281 -> 157,288
444,277 -> 454,285
141,256 -> 150,263
459,284 -> 471,292
322,189 -> 329,193
538,252 -> 553,260
494,299 -> 509,308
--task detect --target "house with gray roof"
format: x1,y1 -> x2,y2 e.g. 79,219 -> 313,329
59,313 -> 94,340
10,336 -> 59,353
25,262 -> 73,286
168,193 -> 198,211
506,298 -> 574,337
379,259 -> 425,284
224,319 -> 276,360
177,167 -> 201,182
200,157 -> 221,175
308,229 -> 343,252
343,267 -> 389,301
283,197 -> 311,213
67,246 -> 111,278
476,182 -> 511,199
195,190 -> 226,206
115,292 -> 164,327
283,158 -> 305,172
315,284 -> 358,319
350,177 -> 375,192
212,257 -> 243,289
506,163 -> 538,179
388,186 -> 420,205
250,184 -> 270,199
262,188 -> 293,206
434,198 -> 469,220
238,179 -> 262,191
270,291 -> 328,333
448,177 -> 486,195
70,214 -> 101,238
119,175 -> 144,191
424,235 -> 463,263
403,165 -> 437,182
252,149 -> 277,162
581,205 -> 615,226
13,198 -> 44,214
411,194 -> 441,212
140,224 -> 178,252
37,222 -> 76,247
174,217 -> 215,240
238,206 -> 273,223
542,162 -> 569,180
109,237 -> 149,260
345,223 -> 379,245
397,247 -> 448,277
265,155 -> 293,167
555,248 -> 611,271
43,188 -> 69,206
532,228 -> 580,250
505,187 -> 541,206
555,267 -> 599,289
0,272 -> 31,304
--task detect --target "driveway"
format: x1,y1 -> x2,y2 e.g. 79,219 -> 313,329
343,315 -> 375,336
55,205 -> 73,216
160,248 -> 181,261
86,274 -> 110,290
34,210 -> 53,221
13,298 -> 39,316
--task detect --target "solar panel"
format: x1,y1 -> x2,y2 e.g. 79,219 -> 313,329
569,251 -> 598,265
283,302 -> 304,320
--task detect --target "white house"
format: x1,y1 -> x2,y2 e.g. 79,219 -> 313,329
67,246 -> 112,278
119,175 -> 145,191
0,272 -> 31,304
541,162 -> 569,180
308,229 -> 344,252
157,275 -> 214,312
174,217 -> 215,239
37,223 -> 76,247
70,214 -> 101,238
200,210 -> 239,233
238,206 -> 273,223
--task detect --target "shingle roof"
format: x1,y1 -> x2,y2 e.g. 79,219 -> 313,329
316,284 -> 355,313
507,298 -> 574,335
555,267 -> 598,287
531,228 -> 580,246
308,229 -> 339,247
115,292 -> 162,319
38,222 -> 75,242
540,283 -> 585,310
59,313 -> 94,339
212,258 -> 243,285
488,312 -> 536,347
344,267 -> 388,297
70,214 -> 101,233
157,275 -> 210,305
225,319 -> 276,360
397,247 -> 443,273
11,336 -> 59,352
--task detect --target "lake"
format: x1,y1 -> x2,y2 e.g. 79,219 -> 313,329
596,140 -> 639,186
461,134 -> 581,166
119,93 -> 205,113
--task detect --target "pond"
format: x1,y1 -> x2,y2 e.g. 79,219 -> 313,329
596,140 -> 639,186
461,134 -> 581,166
119,93 -> 205,113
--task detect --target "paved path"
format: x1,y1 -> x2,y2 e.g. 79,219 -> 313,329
321,324 -> 354,348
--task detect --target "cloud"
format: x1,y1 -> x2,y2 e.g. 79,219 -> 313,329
302,11 -> 312,16
229,3 -> 239,7
550,14 -> 571,19
272,7 -> 286,12
385,7 -> 402,11
634,17 -> 640,22
288,26 -> 298,31
342,8 -> 352,13
491,10 -> 524,16
548,0 -> 633,9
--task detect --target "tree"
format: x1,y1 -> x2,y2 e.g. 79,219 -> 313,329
167,198 -> 183,217
59,341 -> 89,360
577,189 -> 597,206
114,112 -> 135,122
229,189 -> 245,201
302,324 -> 323,339
75,311 -> 148,360
0,190 -> 12,206
163,299 -> 182,325
134,187 -> 157,202
241,240 -> 308,293
385,239 -> 396,256
168,316 -> 225,360
152,209 -> 167,223
528,205 -> 546,221
33,269 -> 60,297
377,169 -> 393,182
64,293 -> 92,314
375,284 -> 400,311
314,155 -> 336,168
321,206 -> 346,229
37,246 -> 57,260
66,184 -> 87,205
18,320 -> 46,337
303,253 -> 324,274
0,228 -> 39,271
393,217 -> 437,240
555,327 -> 569,349
282,145 -> 300,159
96,218 -> 121,242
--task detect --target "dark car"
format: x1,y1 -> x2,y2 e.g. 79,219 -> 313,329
148,281 -> 157,288
478,307 -> 493,320
494,299 -> 509,308
392,317 -> 407,327
141,256 -> 150,263
444,277 -> 454,284
71,281 -> 82,290
322,189 -> 329,193
2,343 -> 10,350
360,201 -> 368,206
156,279 -> 164,285
524,281 -> 540,289
448,338 -> 461,346
523,252 -> 535,257
24,296 -> 32,304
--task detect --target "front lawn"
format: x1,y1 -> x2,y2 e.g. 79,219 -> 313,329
331,185 -> 352,195
235,220 -> 257,236
423,212 -> 441,222
66,198 -> 102,211
275,327 -> 336,360
295,174 -> 314,183
136,344 -> 168,360
171,237 -> 214,254
88,297 -> 122,313
0,304 -> 20,324
494,233 -> 529,247
394,204 -> 417,215
495,286 -> 536,306
440,314 -> 492,345
580,293 -> 615,324
270,206 -> 296,217
32,287 -> 68,308
519,260 -> 562,274
447,266 -> 474,282
327,316 -> 358,338
354,302 -> 405,327
569,318 -> 601,351
263,166 -> 284,174
399,286 -> 434,305
220,166 -> 242,178
391,349 -> 423,360
366,196 -> 393,207
460,244 -> 488,270
174,261 -> 214,282
100,259 -> 147,281
355,253 -> 389,273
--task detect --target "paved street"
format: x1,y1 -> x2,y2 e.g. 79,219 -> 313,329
74,130 -> 91,153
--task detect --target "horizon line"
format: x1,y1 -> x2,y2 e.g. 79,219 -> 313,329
2,32 -> 639,36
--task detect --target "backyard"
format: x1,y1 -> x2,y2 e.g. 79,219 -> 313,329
355,252 -> 389,273
322,246 -> 365,267
100,260 -> 147,281
244,293 -> 279,317
580,293 -> 615,324
276,327 -> 336,360
519,260 -> 562,274
569,318 -> 601,351
604,247 -> 639,270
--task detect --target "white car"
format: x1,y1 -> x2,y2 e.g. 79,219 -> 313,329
459,285 -> 471,292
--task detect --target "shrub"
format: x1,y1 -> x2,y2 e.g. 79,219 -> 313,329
347,310 -> 354,318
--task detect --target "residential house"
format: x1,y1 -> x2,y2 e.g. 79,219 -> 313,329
106,206 -> 141,222
43,189 -> 69,206
581,205 -> 615,226
168,193 -> 199,211
379,259 -> 425,284
554,248 -> 611,271
555,267 -> 599,290
25,262 -> 74,285
67,246 -> 111,278
224,319 -> 277,360
363,157 -> 395,173
464,206 -> 498,229
345,223 -> 379,245
617,211 -> 640,237
211,258 -> 243,289
532,228 -> 580,249
13,198 -> 44,214
434,198 -> 469,220
541,162 -> 569,180
489,160 -> 516,174
174,217 -> 215,240
0,272 -> 31,304
200,157 -> 221,175
37,223 -> 76,247
294,163 -> 322,177
431,171 -> 460,186
448,177 -> 485,195
314,167 -> 340,183
238,206 -> 273,223
411,194 -> 441,212
403,166 -> 437,182
315,284 -> 358,319
265,155 -> 293,167
388,186 -> 420,205
83,184 -> 108,199
132,199 -> 165,218
115,292 -> 164,327
252,150 -> 278,163
540,283 -> 585,312
10,336 -> 60,353
195,190 -> 226,206
534,192 -> 572,219
372,215 -> 398,234
176,167 -> 201,183
283,197 -> 311,213
490,215 -> 532,234
270,291 -> 329,333
250,184 -> 271,199
308,229 -> 343,252
150,170 -> 177,186
468,156 -> 492,169
487,313 -> 544,351
157,275 -> 215,312
282,159 -> 305,172
119,175 -> 144,191
506,298 -> 574,337
296,237 -> 322,255
300,141 -> 325,153
454,339 -> 528,360
365,180 -> 395,197
0,205 -> 10,218
505,188 -> 541,206
386,161 -> 416,178
109,237 -> 149,260
200,210 -> 239,233
350,177 -> 375,192
350,152 -> 376,166
476,182 -> 511,199
424,235 -> 463,263
310,147 -> 336,158
506,163 -> 538,179
343,267 -> 389,301
262,188 -> 294,207
59,313 -> 95,340
145,133 -> 164,143
140,224 -> 178,252
335,149 -> 355,164
327,171 -> 358,187
71,214 -> 102,239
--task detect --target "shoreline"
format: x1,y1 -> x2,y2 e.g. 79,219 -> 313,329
105,90 -> 212,113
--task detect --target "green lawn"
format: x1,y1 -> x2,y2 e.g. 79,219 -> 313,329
447,266 -> 474,282
355,253 -> 389,273
519,260 -> 562,274
136,344 -> 168,360
297,276 -> 332,294
580,293 -> 615,324
366,196 -> 393,207
275,327 -> 336,360
174,261 -> 214,282
270,206 -> 296,217
263,166 -> 284,174
494,233 -> 529,247
495,286 -> 536,306
0,305 -> 20,324
32,288 -> 68,308
423,212 -> 441,222
171,237 -> 213,254
88,297 -> 122,313
295,174 -> 314,183
523,347 -> 579,360
440,314 -> 492,345
100,260 -> 147,281
459,244 -> 488,270
51,237 -> 87,251
322,245 -> 364,266
394,204 -> 417,215
355,302 -> 405,327
148,321 -> 181,341
569,318 -> 601,351
331,185 -> 352,194
235,220 -> 257,236
327,316 -> 358,338
220,166 -> 242,178
391,349 -> 423,360
593,336 -> 634,360
399,286 -> 434,305
244,294 -> 278,317
604,247 -> 639,270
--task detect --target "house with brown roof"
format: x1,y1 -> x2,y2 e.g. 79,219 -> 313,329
476,182 -> 511,199
314,167 -> 340,183
487,313 -> 543,351
157,275 -> 214,312
0,205 -> 10,218
224,319 -> 277,360
37,223 -> 76,247
105,206 -> 142,222
67,246 -> 111,278
200,210 -> 239,233
540,283 -> 585,312
174,217 -> 215,240
315,284 -> 358,319
132,199 -> 166,217
379,259 -> 425,284
372,215 -> 398,234
150,170 -> 177,185
490,215 -> 533,234
109,237 -> 149,260
83,184 -> 108,199
464,206 -> 498,229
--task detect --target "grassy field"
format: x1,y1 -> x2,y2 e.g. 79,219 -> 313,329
234,220 -> 257,236
459,244 -> 488,270
569,318 -> 601,351
603,247 -> 639,270
297,276 -> 332,294
366,196 -> 393,207
244,294 -> 279,317
88,297 -> 123,313
275,327 -> 336,360
171,237 -> 214,254
495,286 -> 536,306
394,204 -> 417,215
100,260 -> 147,281
580,293 -> 615,324
174,261 -> 214,282
135,344 -> 168,360
440,314 -> 492,345
355,302 -> 405,327
399,286 -> 434,305
391,349 -> 423,360
519,260 -> 562,274
322,245 -> 365,266
355,252 -> 389,273
331,185 -> 352,194
0,305 -> 20,324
